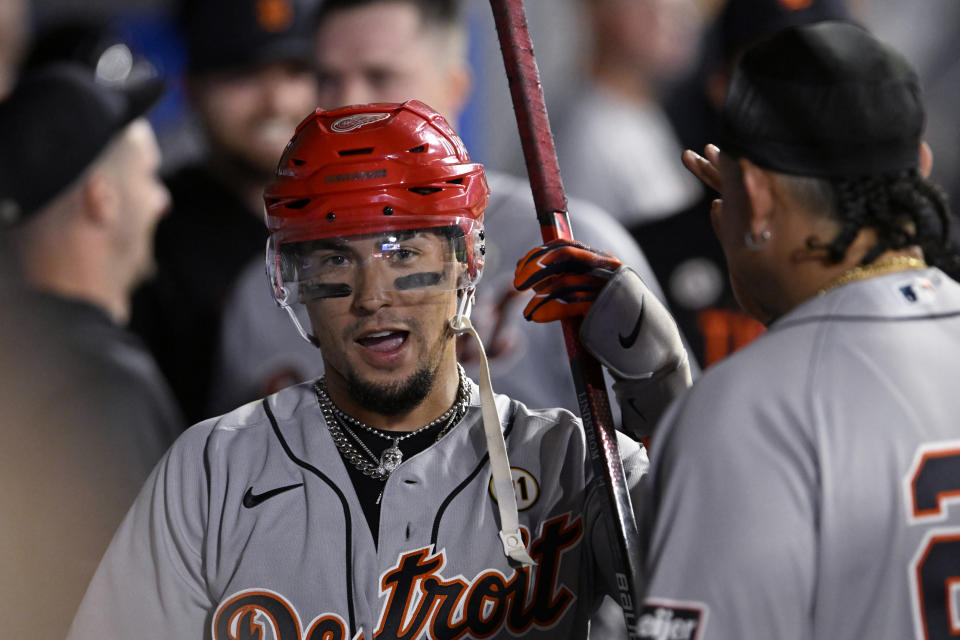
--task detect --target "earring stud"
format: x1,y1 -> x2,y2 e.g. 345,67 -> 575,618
744,229 -> 771,250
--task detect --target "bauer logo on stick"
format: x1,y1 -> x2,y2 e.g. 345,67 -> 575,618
331,112 -> 391,133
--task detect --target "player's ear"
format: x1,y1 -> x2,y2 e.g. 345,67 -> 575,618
919,141 -> 934,178
81,170 -> 120,227
739,158 -> 775,231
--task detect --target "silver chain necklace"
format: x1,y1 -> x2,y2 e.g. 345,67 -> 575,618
315,366 -> 470,482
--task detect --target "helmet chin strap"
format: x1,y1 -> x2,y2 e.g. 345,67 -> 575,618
449,288 -> 536,567
280,301 -> 320,347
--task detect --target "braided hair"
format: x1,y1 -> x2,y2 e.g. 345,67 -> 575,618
795,169 -> 960,278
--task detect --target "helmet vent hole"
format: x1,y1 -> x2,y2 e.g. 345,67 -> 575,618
407,145 -> 427,153
284,199 -> 311,210
337,147 -> 374,157
290,158 -> 307,166
408,187 -> 443,196
446,177 -> 464,185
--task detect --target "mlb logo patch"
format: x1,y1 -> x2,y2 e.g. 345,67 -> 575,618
636,599 -> 707,640
897,278 -> 935,304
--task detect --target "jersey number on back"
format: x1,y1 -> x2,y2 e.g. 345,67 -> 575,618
904,441 -> 960,640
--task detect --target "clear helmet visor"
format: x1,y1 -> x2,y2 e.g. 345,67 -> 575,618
266,219 -> 482,308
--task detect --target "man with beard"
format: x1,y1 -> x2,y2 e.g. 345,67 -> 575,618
131,0 -> 320,423
67,101 -> 691,640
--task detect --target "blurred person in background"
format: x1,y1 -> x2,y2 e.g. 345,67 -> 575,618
0,63 -> 181,639
642,0 -> 851,366
0,0 -> 28,99
131,0 -> 319,424
0,0 -> 29,279
554,0 -> 703,231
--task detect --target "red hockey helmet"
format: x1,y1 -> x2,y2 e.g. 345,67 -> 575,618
264,100 -> 488,309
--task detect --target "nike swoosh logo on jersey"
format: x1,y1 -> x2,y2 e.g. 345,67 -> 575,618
242,483 -> 304,508
618,305 -> 645,349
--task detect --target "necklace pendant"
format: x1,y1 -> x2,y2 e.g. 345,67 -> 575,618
380,439 -> 403,474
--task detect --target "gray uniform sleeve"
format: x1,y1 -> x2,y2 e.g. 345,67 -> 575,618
637,364 -> 816,640
67,426 -> 213,639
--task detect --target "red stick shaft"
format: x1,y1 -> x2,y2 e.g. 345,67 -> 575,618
489,1 -> 642,637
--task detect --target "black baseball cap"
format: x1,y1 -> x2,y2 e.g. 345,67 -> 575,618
0,63 -> 165,226
180,0 -> 317,76
23,17 -> 161,88
718,21 -> 924,178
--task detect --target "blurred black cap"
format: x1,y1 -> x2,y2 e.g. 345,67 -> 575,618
180,0 -> 317,75
719,22 -> 924,178
0,63 -> 165,225
709,0 -> 850,66
23,17 -> 162,89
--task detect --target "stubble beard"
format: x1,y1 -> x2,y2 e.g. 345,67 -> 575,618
345,363 -> 438,416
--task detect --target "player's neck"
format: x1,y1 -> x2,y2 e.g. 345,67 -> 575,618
775,227 -> 925,318
19,223 -> 129,324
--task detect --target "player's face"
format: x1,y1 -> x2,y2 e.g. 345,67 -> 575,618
303,230 -> 461,415
110,120 -> 170,292
191,61 -> 318,178
314,3 -> 467,122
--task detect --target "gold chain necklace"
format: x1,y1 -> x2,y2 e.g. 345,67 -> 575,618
818,256 -> 927,295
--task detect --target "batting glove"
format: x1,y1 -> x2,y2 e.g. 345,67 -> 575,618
514,240 -> 692,439
513,239 -> 622,322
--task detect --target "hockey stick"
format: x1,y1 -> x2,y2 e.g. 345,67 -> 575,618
489,1 -> 642,637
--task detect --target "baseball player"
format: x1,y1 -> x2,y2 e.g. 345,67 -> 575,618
521,22 -> 960,640
207,0 -> 679,422
67,101 -> 689,640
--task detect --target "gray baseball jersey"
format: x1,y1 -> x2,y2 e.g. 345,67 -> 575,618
68,381 -> 647,640
637,268 -> 960,640
207,171 -> 674,416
